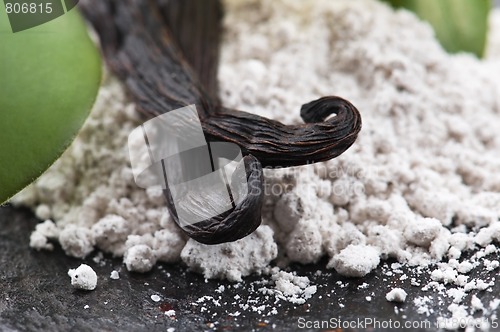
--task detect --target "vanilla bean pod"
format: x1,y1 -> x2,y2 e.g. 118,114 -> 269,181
80,0 -> 361,244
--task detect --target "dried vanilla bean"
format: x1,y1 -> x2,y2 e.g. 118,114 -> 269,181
80,0 -> 361,244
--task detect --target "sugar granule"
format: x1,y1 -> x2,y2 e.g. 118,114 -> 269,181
386,288 -> 407,303
10,0 -> 500,319
165,310 -> 176,318
68,264 -> 97,291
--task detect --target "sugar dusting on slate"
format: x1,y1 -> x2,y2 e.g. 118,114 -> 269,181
11,0 -> 500,326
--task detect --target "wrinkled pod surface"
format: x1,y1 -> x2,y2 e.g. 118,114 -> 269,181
80,0 -> 362,244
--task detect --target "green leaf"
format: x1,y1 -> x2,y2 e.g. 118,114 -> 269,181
381,0 -> 490,57
0,9 -> 101,204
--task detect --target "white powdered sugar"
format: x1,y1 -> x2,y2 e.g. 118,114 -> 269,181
259,269 -> 318,305
68,264 -> 98,291
327,244 -> 380,277
180,225 -> 277,282
110,270 -> 120,280
10,0 -> 500,319
386,288 -> 408,303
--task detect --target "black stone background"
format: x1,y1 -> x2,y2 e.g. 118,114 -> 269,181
0,205 -> 499,332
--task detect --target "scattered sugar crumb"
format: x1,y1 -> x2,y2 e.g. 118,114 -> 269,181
257,269 -> 317,305
386,288 -> 407,303
68,264 -> 97,291
110,270 -> 120,280
165,310 -> 176,317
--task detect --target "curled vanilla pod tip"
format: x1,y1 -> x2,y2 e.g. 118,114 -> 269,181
79,0 -> 361,244
164,155 -> 264,244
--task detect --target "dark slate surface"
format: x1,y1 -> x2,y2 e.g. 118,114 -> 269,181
0,205 -> 498,332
